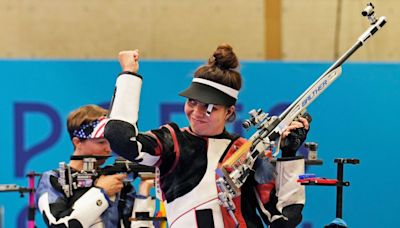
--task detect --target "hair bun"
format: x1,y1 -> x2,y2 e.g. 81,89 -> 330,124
209,43 -> 239,70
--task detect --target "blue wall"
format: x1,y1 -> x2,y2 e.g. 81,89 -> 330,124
0,60 -> 399,227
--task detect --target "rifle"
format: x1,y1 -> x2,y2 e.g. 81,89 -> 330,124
216,3 -> 387,226
100,157 -> 155,177
58,156 -> 155,198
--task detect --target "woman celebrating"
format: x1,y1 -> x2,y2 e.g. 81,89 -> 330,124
104,44 -> 309,228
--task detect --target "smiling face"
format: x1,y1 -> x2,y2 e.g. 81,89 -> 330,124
184,99 -> 233,136
180,44 -> 242,136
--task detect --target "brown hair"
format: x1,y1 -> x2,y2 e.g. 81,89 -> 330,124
67,104 -> 108,140
194,43 -> 242,91
193,44 -> 242,122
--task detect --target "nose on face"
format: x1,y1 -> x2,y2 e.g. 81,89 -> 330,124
100,141 -> 112,154
105,144 -> 112,153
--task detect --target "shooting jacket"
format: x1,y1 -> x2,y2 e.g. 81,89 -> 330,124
107,122 -> 305,228
35,169 -> 153,228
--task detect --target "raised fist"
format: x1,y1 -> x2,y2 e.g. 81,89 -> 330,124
118,49 -> 139,73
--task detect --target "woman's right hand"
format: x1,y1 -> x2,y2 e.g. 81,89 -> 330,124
118,49 -> 139,73
95,173 -> 126,197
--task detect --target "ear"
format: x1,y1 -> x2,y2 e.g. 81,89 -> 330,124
72,137 -> 81,149
226,106 -> 235,120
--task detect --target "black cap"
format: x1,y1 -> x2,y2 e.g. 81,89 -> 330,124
179,80 -> 237,106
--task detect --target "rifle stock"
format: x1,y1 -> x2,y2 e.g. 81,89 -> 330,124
223,140 -> 253,168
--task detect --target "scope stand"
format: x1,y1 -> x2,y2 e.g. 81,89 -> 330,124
27,172 -> 41,228
299,158 -> 359,228
0,171 -> 41,228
